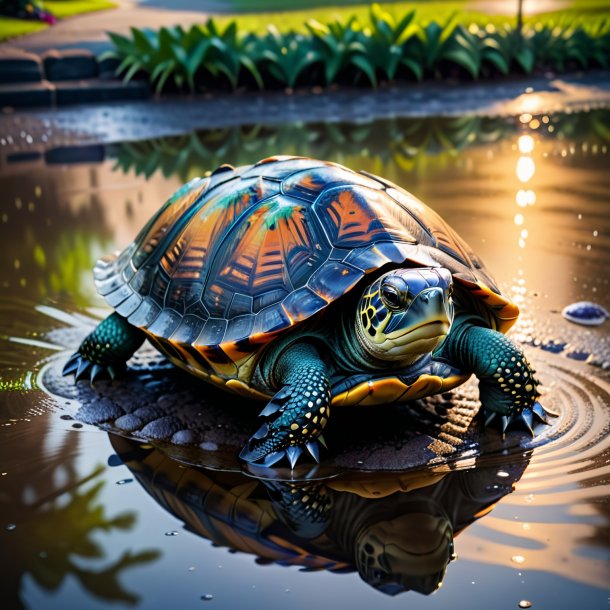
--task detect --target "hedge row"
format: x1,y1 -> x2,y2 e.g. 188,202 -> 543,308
104,4 -> 610,93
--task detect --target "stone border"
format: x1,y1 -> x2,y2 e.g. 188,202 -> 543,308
0,47 -> 149,107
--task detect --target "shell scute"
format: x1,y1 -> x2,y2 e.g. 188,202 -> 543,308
314,185 -> 420,249
147,309 -> 182,338
241,157 -> 325,179
281,287 -> 328,323
307,261 -> 364,303
282,165 -> 383,201
251,303 -> 291,335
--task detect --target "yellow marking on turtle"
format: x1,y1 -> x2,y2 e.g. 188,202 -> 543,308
332,372 -> 469,408
225,379 -> 270,400
328,471 -> 447,498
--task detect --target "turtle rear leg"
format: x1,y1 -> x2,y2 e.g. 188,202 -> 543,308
440,318 -> 551,434
63,312 -> 145,383
239,342 -> 331,468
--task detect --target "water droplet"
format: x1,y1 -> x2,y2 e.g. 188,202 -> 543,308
165,531 -> 179,536
497,470 -> 510,478
5,524 -> 16,531
518,601 -> 532,609
201,594 -> 214,601
116,478 -> 133,485
511,555 -> 526,564
188,566 -> 196,572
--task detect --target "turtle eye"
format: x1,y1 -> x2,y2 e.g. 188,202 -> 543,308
380,283 -> 406,311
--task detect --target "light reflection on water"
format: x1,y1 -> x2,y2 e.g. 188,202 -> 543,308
0,110 -> 609,609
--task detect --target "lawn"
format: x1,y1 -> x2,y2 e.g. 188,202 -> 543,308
0,0 -> 116,41
0,16 -> 46,40
215,0 -> 610,32
43,0 -> 117,19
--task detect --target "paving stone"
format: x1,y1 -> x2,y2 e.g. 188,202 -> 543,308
0,81 -> 54,107
54,79 -> 150,105
45,145 -> 105,164
0,51 -> 43,84
42,48 -> 98,81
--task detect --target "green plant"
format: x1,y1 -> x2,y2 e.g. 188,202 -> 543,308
306,16 -> 374,85
104,8 -> 610,94
255,26 -> 321,88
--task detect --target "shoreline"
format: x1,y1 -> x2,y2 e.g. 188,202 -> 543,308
1,70 -> 609,156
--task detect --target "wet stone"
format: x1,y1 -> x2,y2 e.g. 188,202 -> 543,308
171,429 -> 198,445
115,413 -> 144,432
133,406 -> 163,422
76,398 -> 123,424
107,454 -> 123,467
139,416 -> 182,440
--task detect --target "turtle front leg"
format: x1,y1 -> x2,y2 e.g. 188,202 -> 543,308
63,312 -> 145,383
440,317 -> 550,434
239,343 -> 331,468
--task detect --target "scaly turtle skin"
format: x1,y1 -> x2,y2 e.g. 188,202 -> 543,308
64,156 -> 549,467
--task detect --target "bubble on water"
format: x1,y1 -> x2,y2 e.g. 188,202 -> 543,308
518,601 -> 532,609
5,524 -> 16,531
201,594 -> 214,601
165,531 -> 179,536
511,555 -> 526,564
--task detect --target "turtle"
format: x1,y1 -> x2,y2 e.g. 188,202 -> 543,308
63,155 -> 548,468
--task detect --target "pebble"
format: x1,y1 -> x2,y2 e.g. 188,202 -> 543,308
561,301 -> 609,326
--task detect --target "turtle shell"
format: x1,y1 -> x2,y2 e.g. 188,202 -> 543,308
93,156 -> 518,376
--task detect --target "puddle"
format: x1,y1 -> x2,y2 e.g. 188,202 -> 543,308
1,108 -> 609,608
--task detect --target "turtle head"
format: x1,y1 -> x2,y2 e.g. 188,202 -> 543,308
355,268 -> 454,364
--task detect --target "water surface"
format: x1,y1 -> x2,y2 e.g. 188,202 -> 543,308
1,110 -> 609,609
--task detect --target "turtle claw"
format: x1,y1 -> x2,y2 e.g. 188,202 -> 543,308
306,441 -> 320,463
63,352 -> 119,384
484,402 -> 555,437
62,353 -> 80,376
286,446 -> 303,469
75,358 -> 92,382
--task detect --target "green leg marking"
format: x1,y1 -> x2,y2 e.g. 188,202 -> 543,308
441,319 -> 549,434
63,313 -> 145,383
240,343 -> 331,468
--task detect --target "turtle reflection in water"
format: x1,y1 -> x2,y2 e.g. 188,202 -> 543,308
111,435 -> 529,596
64,156 -> 550,468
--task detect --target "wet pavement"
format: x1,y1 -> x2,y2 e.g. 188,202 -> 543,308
1,71 -> 609,156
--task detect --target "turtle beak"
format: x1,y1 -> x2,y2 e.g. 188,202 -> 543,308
385,287 -> 452,337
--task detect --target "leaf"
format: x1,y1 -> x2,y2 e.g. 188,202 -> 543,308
442,48 -> 480,78
351,54 -> 377,87
401,56 -> 423,81
514,46 -> 535,73
483,50 -> 509,75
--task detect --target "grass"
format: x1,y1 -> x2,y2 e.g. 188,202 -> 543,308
0,17 -> 46,40
0,0 -> 117,41
215,1 -> 610,33
43,0 -> 117,19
